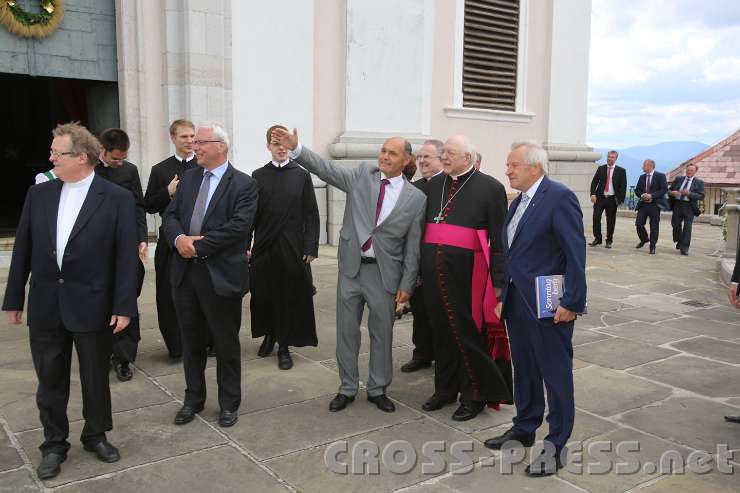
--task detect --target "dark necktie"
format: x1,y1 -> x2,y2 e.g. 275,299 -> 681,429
362,178 -> 390,252
646,174 -> 651,192
189,171 -> 212,236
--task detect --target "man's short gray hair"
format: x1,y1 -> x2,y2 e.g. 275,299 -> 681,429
511,140 -> 548,174
199,121 -> 230,150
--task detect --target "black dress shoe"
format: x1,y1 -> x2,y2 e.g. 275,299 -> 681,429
83,440 -> 120,463
605,242 -> 613,249
277,349 -> 293,370
329,393 -> 355,412
421,393 -> 457,411
676,242 -> 681,249
588,239 -> 602,247
257,335 -> 276,357
484,427 -> 536,450
400,358 -> 432,373
218,409 -> 239,427
525,450 -> 564,477
680,249 -> 689,256
174,404 -> 204,425
649,247 -> 656,254
635,241 -> 646,249
115,362 -> 133,382
451,401 -> 485,421
37,452 -> 66,480
725,415 -> 740,423
367,394 -> 395,413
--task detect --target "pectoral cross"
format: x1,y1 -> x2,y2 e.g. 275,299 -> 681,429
434,215 -> 443,223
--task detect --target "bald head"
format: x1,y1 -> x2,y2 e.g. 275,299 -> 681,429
378,136 -> 413,178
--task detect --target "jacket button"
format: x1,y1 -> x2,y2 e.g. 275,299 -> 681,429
52,250 -> 56,255
58,279 -> 64,284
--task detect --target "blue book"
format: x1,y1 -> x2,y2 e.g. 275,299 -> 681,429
535,275 -> 565,319
535,275 -> 586,318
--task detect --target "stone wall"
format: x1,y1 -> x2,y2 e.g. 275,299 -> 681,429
0,0 -> 116,81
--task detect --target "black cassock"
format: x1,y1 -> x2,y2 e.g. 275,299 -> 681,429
421,167 -> 513,405
250,161 -> 320,347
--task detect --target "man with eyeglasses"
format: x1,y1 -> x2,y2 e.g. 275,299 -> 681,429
96,128 -> 148,382
3,122 -> 139,479
419,135 -> 512,422
401,139 -> 443,373
164,122 -> 258,428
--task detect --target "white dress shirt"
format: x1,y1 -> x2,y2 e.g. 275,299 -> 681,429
364,173 -> 404,258
680,176 -> 693,201
203,161 -> 228,210
604,165 -> 615,196
271,159 -> 290,168
56,172 -> 95,269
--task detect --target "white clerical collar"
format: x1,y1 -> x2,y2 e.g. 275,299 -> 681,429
65,170 -> 95,188
99,158 -> 115,168
175,152 -> 195,163
451,164 -> 475,180
431,169 -> 443,178
272,159 -> 290,168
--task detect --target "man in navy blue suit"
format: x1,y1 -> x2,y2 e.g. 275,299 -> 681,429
634,159 -> 668,255
483,141 -> 587,477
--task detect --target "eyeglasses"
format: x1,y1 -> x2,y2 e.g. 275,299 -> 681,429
417,154 -> 441,160
193,140 -> 222,145
50,150 -> 77,158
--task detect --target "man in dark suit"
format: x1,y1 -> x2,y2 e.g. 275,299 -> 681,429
96,128 -> 148,381
2,122 -> 139,479
669,164 -> 705,255
164,122 -> 258,428
726,246 -> 740,423
633,159 -> 668,255
485,141 -> 587,477
145,119 -> 197,359
589,150 -> 626,248
401,139 -> 443,373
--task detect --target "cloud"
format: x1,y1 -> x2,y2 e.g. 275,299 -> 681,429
588,0 -> 740,148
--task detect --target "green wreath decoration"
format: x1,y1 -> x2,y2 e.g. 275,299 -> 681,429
0,0 -> 64,39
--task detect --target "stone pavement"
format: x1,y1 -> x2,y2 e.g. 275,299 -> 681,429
0,216 -> 739,492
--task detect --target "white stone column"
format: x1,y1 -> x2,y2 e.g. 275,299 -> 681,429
543,0 -> 599,211
323,0 -> 435,244
231,0 -> 315,175
164,0 -> 232,140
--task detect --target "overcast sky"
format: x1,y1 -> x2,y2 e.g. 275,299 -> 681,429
587,0 -> 740,149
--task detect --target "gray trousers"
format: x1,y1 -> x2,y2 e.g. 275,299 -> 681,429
336,263 -> 396,397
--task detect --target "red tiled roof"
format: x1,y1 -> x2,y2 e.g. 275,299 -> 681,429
667,128 -> 740,185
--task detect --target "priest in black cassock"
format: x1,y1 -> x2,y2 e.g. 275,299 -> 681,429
144,119 -> 197,359
95,128 -> 147,382
420,135 -> 513,422
401,139 -> 444,373
250,125 -> 320,370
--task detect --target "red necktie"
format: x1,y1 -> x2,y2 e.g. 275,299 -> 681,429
604,166 -> 612,193
362,178 -> 390,252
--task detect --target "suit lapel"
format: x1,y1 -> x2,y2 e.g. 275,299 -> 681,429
183,170 -> 204,232
509,177 -> 549,249
369,169 -> 381,224
68,175 -> 105,243
202,164 -> 233,225
383,178 -> 412,224
502,193 -> 521,255
45,179 -> 63,246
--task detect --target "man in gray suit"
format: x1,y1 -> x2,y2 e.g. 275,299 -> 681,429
271,128 -> 426,413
